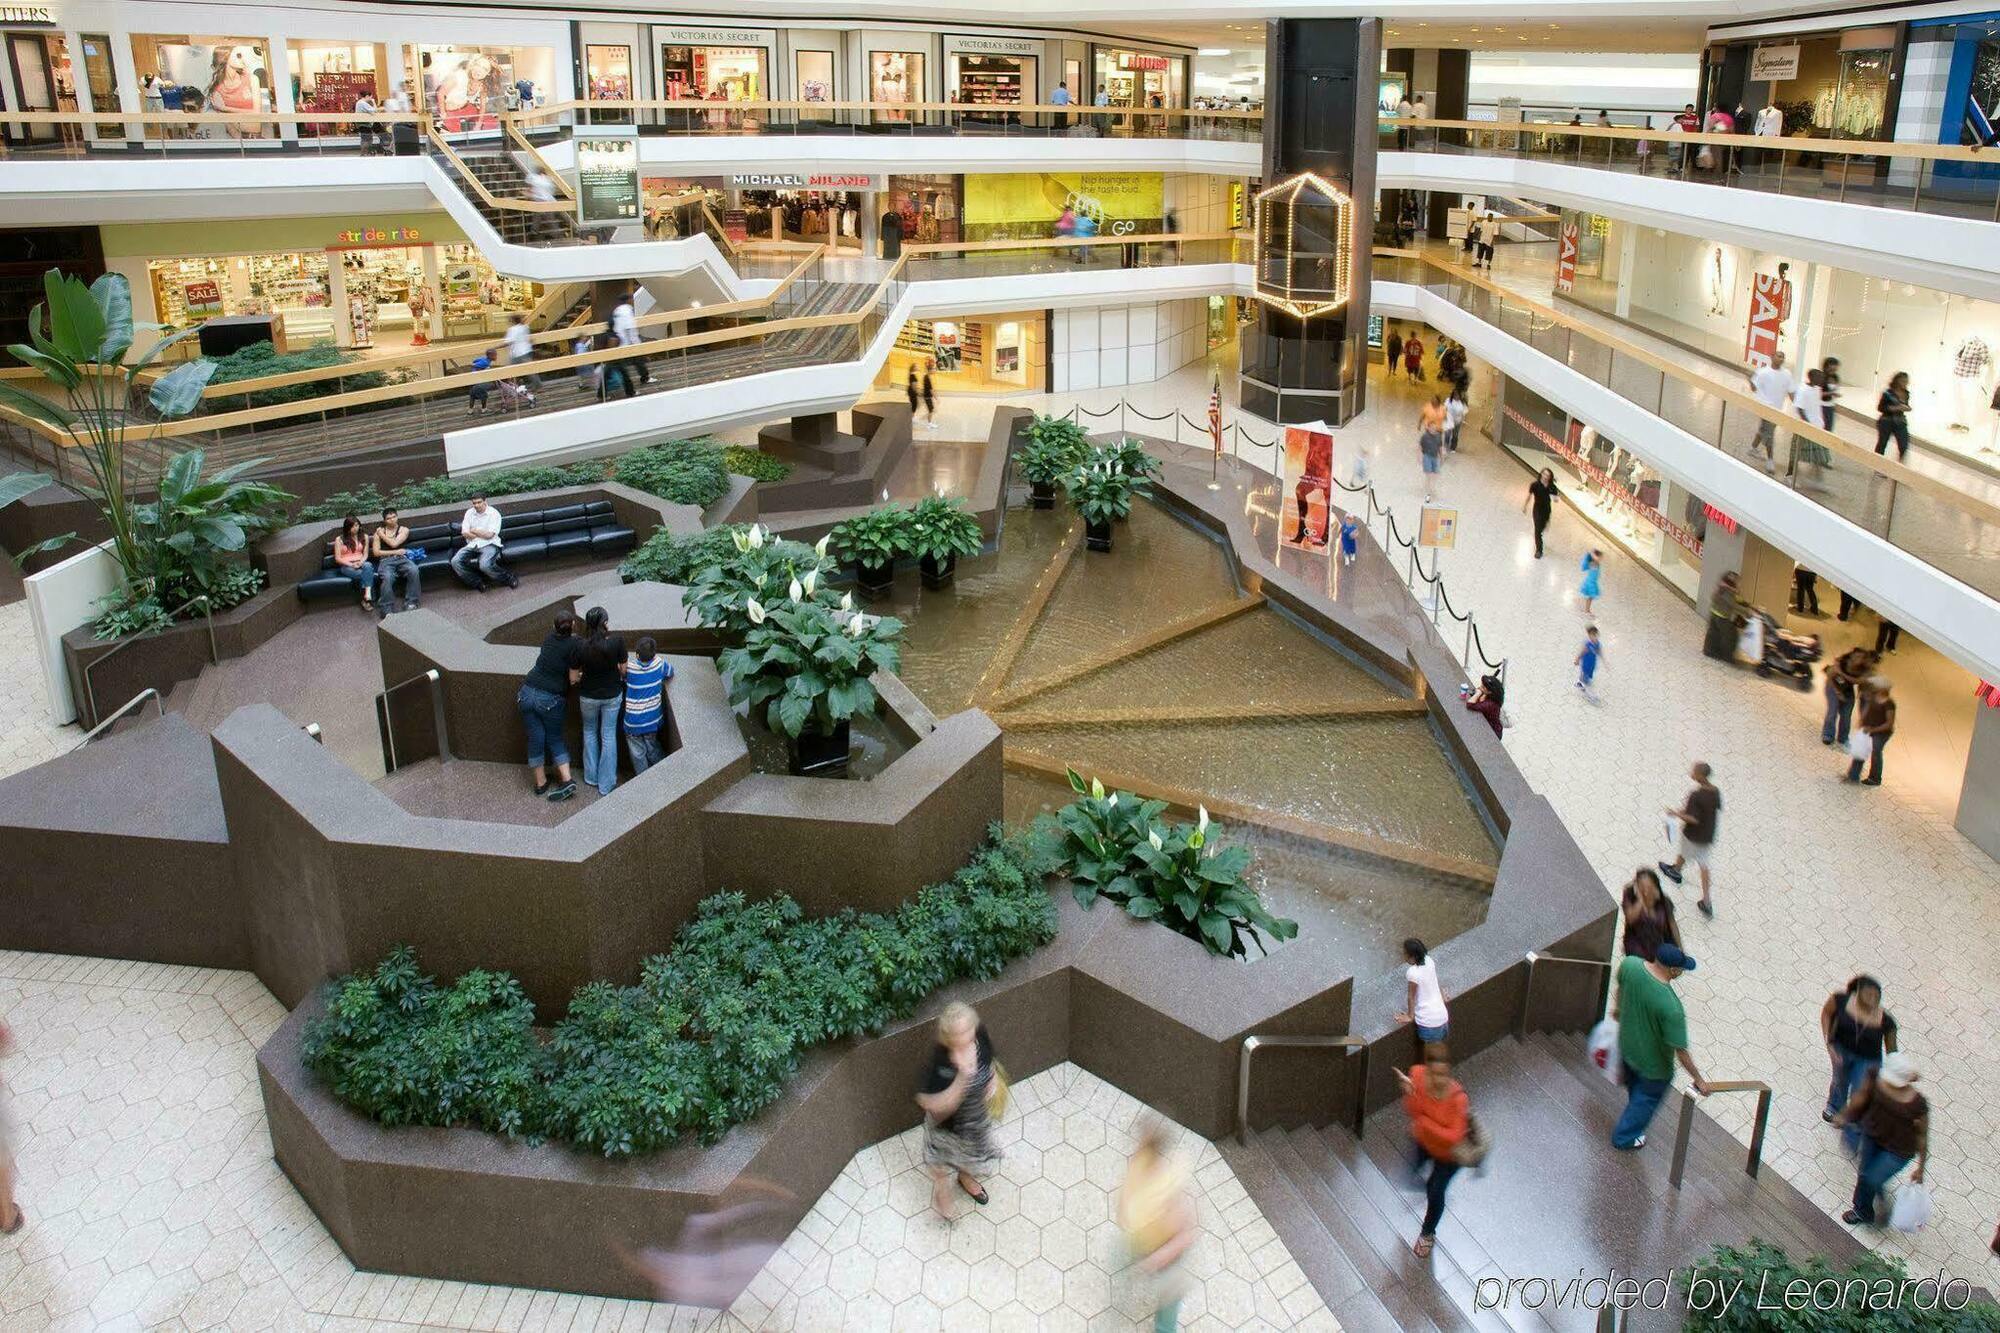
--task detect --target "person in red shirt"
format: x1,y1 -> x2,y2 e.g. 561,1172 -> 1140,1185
1404,334 -> 1425,381
1398,1047 -> 1470,1257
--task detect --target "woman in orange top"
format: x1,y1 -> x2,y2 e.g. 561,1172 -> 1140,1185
1397,1046 -> 1468,1257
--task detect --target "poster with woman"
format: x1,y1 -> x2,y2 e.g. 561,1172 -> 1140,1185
425,49 -> 509,130
155,42 -> 269,136
1281,424 -> 1335,550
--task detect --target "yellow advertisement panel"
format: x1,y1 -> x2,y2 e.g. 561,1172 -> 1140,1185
962,173 -> 1164,239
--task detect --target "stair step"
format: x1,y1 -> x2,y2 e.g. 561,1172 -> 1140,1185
1215,1136 -> 1369,1313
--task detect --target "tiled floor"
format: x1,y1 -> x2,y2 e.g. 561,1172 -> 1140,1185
0,948 -> 1327,1332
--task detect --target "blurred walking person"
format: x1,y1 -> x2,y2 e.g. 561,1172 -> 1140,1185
1659,761 -> 1720,917
1611,944 -> 1711,1150
1821,646 -> 1875,747
922,368 -> 937,432
1118,1118 -> 1197,1331
1575,624 -> 1606,700
1876,372 -> 1912,461
1397,1047 -> 1469,1257
1844,677 -> 1895,786
1524,468 -> 1557,559
1830,1055 -> 1928,1227
1578,548 -> 1603,615
1821,975 -> 1898,1149
906,364 -> 921,416
1619,868 -> 1680,962
1385,328 -> 1404,379
917,1002 -> 1004,1217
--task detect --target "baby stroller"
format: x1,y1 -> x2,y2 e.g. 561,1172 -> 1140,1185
493,378 -> 535,410
1735,607 -> 1820,689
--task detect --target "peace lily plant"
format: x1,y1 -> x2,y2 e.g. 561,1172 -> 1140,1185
719,574 -> 905,758
1049,768 -> 1297,960
684,524 -> 842,636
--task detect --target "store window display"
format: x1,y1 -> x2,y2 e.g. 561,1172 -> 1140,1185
950,54 -> 1035,121
1092,50 -> 1185,109
130,35 -> 273,137
415,45 -> 553,129
288,41 -> 388,134
870,51 -> 924,122
660,45 -> 764,101
888,175 -> 962,244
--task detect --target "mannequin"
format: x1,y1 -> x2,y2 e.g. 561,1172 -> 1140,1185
1951,334 -> 1991,430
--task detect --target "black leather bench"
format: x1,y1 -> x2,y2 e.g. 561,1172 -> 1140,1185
297,499 -> 636,602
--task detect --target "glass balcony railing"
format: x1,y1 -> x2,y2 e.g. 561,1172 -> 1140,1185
1374,251 -> 2000,603
1386,117 -> 2000,224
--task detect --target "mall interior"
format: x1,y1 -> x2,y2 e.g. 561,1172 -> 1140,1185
3,0 -> 2000,1328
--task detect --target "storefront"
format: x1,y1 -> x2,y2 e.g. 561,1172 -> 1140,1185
728,178 -> 870,248
1,8 -> 81,143
881,311 -> 1045,392
868,49 -> 925,120
414,44 -> 556,128
947,35 -> 1041,118
584,43 -> 633,101
888,174 -> 961,244
103,213 -> 536,356
130,34 -> 273,136
961,171 -> 1163,242
1814,268 -> 2000,449
1090,46 -> 1186,108
656,26 -> 773,101
1703,23 -> 1902,142
1498,377 -> 1706,600
288,41 -> 388,129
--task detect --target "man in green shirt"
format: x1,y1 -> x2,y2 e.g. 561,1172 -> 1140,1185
1611,944 -> 1712,1149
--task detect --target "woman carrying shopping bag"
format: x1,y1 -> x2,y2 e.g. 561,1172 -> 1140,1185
1830,1053 -> 1928,1228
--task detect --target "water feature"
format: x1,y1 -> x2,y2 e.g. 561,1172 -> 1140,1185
871,498 -> 1497,981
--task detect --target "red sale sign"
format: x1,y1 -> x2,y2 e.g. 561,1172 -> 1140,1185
1555,222 -> 1579,294
1744,272 -> 1791,368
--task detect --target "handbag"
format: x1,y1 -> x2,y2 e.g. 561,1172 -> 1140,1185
986,1061 -> 1011,1120
1451,1113 -> 1491,1168
1846,732 -> 1875,763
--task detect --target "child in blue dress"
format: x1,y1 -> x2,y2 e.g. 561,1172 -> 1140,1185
1579,549 -> 1604,614
1575,625 -> 1606,699
1338,513 -> 1360,567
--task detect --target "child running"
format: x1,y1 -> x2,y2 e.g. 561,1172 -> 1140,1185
1338,512 -> 1360,568
1575,625 -> 1606,700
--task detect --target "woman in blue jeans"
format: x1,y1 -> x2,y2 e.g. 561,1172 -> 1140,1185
517,611 -> 577,801
1820,974 -> 1896,1151
1831,1054 -> 1927,1227
567,606 -> 626,797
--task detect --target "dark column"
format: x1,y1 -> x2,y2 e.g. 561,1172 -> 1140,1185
1425,49 -> 1470,239
1240,18 -> 1380,427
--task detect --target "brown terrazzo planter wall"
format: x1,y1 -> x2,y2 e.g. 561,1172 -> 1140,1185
60,583 -> 304,729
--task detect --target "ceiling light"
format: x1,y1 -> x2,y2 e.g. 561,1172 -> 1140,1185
1199,47 -> 1232,55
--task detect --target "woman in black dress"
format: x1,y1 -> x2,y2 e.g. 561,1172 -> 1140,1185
1523,468 -> 1557,558
906,365 -> 921,417
921,369 -> 937,431
916,1002 -> 1003,1217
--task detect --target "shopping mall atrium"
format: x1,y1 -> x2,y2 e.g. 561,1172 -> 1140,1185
2,0 -> 2000,1327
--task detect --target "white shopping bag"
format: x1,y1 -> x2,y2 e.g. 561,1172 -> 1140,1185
1889,1183 -> 1933,1233
1663,815 -> 1680,847
1586,1018 -> 1621,1084
1846,732 -> 1875,763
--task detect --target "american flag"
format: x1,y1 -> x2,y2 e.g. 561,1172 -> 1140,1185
1207,377 -> 1224,461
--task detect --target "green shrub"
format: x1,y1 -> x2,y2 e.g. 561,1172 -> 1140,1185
304,826 -> 1062,1157
828,506 -> 913,568
300,946 -> 547,1139
296,484 -> 388,524
620,523 -> 747,585
1681,1242 -> 2000,1331
388,461 -> 605,511
612,437 -> 730,509
722,446 -> 792,483
906,495 -> 983,564
683,524 -> 841,636
1043,768 -> 1296,960
204,340 -> 386,409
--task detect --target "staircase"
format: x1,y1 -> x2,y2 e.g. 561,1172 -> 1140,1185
1223,1031 -> 1864,1333
431,144 -> 583,247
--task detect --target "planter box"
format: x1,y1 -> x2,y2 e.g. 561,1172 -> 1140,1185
1029,479 -> 1057,509
1084,518 -> 1113,552
920,553 -> 957,588
61,583 -> 302,729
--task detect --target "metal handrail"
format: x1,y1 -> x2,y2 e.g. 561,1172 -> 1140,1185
78,687 -> 162,745
374,668 -> 449,774
83,595 -> 216,728
1517,949 -> 1617,1040
1669,1080 -> 1772,1190
1237,1034 -> 1369,1146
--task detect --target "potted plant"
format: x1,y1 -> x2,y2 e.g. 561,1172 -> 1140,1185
1016,437 -> 1077,510
1106,436 -> 1163,486
717,591 -> 904,775
683,525 -> 840,636
828,506 -> 911,596
907,494 -> 982,588
1063,460 -> 1142,553
0,271 -> 290,640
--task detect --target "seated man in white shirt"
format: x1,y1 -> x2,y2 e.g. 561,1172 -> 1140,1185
450,495 -> 518,591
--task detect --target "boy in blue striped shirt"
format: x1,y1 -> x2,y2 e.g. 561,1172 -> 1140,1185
623,637 -> 673,774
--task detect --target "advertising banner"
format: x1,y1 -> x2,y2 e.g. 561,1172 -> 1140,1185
1749,44 -> 1801,81
1280,425 -> 1335,550
962,173 -> 1164,240
577,132 -> 641,226
1555,221 -> 1579,294
1743,270 -> 1791,367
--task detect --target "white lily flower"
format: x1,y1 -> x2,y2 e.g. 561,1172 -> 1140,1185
731,528 -> 750,553
747,525 -> 766,550
1147,828 -> 1164,851
753,571 -> 766,588
815,534 -> 831,558
840,592 -> 854,612
1198,805 -> 1210,835
746,597 -> 766,625
803,569 -> 819,596
1090,776 -> 1105,801
788,576 -> 803,604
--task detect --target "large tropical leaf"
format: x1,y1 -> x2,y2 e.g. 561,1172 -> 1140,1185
148,360 -> 218,419
42,270 -> 106,364
0,472 -> 54,508
3,344 -> 82,397
89,274 -> 135,365
130,324 -> 203,373
191,515 -> 247,551
157,449 -> 202,506
0,378 -> 76,431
